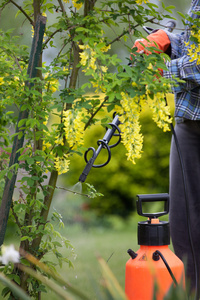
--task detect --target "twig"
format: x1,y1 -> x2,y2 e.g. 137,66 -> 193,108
84,96 -> 108,130
10,201 -> 22,232
43,29 -> 62,49
55,185 -> 91,198
9,0 -> 34,26
57,0 -> 67,17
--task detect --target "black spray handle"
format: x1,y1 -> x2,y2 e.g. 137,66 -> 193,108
137,193 -> 169,219
79,114 -> 121,183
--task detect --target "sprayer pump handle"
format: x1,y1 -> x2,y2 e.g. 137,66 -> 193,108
136,193 -> 169,219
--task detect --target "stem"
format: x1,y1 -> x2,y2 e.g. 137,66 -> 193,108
84,0 -> 97,17
84,96 -> 108,130
10,202 -> 22,232
107,17 -> 157,46
9,0 -> 34,26
43,29 -> 62,49
55,185 -> 91,198
57,0 -> 66,16
31,170 -> 58,253
69,42 -> 80,90
33,0 -> 41,24
0,15 -> 46,247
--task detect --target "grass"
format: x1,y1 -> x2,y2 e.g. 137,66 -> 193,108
42,217 -> 139,300
0,188 -> 173,300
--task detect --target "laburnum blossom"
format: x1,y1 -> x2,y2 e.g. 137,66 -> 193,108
116,93 -> 144,164
54,154 -> 70,175
79,42 -> 111,93
63,0 -> 83,10
63,109 -> 85,149
44,73 -> 59,93
186,27 -> 200,65
115,89 -> 172,164
0,77 -> 4,85
79,42 -> 111,72
149,93 -> 172,132
136,0 -> 149,5
52,109 -> 85,175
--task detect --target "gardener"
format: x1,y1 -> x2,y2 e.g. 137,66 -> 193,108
133,0 -> 200,294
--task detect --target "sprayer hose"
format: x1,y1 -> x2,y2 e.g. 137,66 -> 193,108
153,250 -> 178,287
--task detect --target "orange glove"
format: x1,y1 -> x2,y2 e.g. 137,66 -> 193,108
131,30 -> 171,76
133,29 -> 171,55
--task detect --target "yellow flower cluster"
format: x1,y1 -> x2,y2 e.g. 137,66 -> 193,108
148,93 -> 172,132
44,74 -> 59,93
79,44 -> 97,71
79,42 -> 111,93
41,116 -> 70,175
63,109 -> 85,149
63,0 -> 83,9
136,0 -> 149,5
54,153 -> 70,175
42,107 -> 86,175
79,42 -> 110,72
116,92 -> 144,164
72,0 -> 83,10
0,77 -> 4,85
115,89 -> 172,164
186,28 -> 200,64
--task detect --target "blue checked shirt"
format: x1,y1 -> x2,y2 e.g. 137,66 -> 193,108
163,0 -> 200,120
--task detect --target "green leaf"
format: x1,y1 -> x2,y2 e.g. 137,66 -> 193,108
0,169 -> 7,180
21,236 -> 32,242
18,119 -> 26,127
7,171 -> 13,180
27,157 -> 34,165
34,156 -> 45,162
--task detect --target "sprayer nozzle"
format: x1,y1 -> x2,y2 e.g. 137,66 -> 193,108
79,173 -> 87,183
79,156 -> 96,183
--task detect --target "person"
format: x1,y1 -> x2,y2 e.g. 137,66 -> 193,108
133,0 -> 200,294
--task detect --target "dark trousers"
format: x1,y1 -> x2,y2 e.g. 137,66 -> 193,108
170,120 -> 200,292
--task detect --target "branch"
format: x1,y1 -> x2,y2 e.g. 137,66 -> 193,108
107,16 -> 158,46
10,201 -> 22,232
55,185 -> 91,198
42,25 -> 76,50
57,0 -> 67,17
42,28 -> 62,49
31,170 -> 58,252
84,96 -> 108,130
9,0 -> 34,26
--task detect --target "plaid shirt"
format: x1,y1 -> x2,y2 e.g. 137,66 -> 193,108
163,0 -> 200,120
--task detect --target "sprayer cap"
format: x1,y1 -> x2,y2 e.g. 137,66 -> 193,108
138,220 -> 170,246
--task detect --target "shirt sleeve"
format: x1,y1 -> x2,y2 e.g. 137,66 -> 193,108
164,58 -> 200,93
163,31 -> 200,93
163,31 -> 183,59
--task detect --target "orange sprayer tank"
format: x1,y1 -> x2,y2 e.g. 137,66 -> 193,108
125,194 -> 185,300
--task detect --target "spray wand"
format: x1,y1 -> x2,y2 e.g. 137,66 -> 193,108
79,113 -> 121,183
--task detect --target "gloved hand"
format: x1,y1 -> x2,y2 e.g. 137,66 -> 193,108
131,29 -> 171,76
133,29 -> 171,55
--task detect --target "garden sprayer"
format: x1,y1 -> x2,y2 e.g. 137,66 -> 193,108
125,194 -> 185,300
